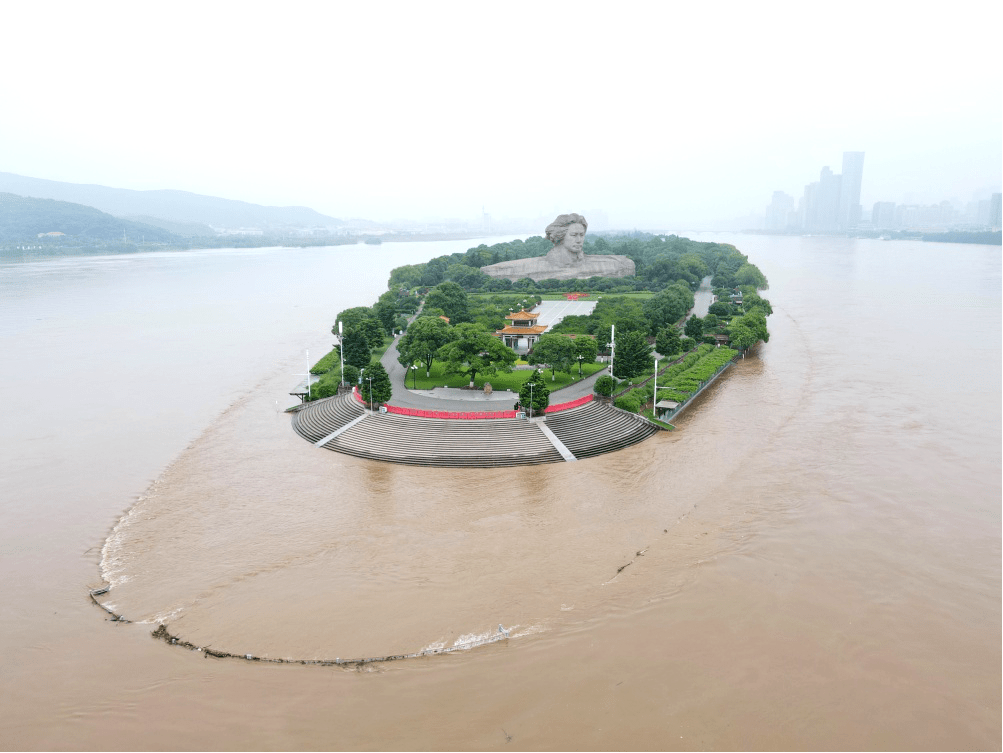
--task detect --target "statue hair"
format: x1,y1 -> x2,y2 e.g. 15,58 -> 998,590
545,213 -> 588,245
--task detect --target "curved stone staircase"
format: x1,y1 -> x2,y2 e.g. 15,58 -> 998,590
545,401 -> 661,459
291,394 -> 662,467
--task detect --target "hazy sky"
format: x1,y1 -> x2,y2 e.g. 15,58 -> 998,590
3,2 -> 1000,227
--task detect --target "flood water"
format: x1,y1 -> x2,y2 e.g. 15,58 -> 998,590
1,235 -> 999,750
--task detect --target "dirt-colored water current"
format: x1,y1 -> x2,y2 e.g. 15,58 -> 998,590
1,235 -> 998,750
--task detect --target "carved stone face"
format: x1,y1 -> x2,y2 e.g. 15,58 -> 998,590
562,223 -> 586,258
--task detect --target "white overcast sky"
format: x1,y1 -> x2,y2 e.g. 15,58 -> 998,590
2,1 -> 1000,227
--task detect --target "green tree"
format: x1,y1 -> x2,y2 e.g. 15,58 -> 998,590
593,374 -> 616,397
518,369 -> 550,416
340,327 -> 373,370
359,362 -> 392,408
388,264 -> 425,289
424,281 -> 470,323
728,309 -> 770,349
734,263 -> 768,288
397,315 -> 454,376
334,306 -> 374,331
740,288 -> 774,316
343,364 -> 360,386
642,283 -> 693,334
684,316 -> 704,341
437,323 -> 516,387
572,337 -> 599,375
655,326 -> 682,356
679,252 -> 709,279
613,329 -> 653,379
529,334 -> 575,381
445,264 -> 488,290
708,301 -> 733,318
356,317 -> 386,351
373,291 -> 398,334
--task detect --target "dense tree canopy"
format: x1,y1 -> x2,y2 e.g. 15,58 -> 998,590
728,309 -> 770,349
396,315 -> 454,376
684,316 -> 704,341
436,323 -> 516,387
613,329 -> 653,379
340,327 -> 373,370
655,325 -> 682,357
529,334 -> 575,381
424,281 -> 470,323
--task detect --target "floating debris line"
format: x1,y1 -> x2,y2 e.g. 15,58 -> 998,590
90,585 -> 509,666
605,547 -> 649,583
150,623 -> 511,667
88,587 -> 131,623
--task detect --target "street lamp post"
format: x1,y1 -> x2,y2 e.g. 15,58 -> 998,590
410,363 -> 418,389
367,376 -> 373,410
652,357 -> 659,418
528,381 -> 534,419
577,354 -> 584,377
609,323 -> 615,379
337,321 -> 344,387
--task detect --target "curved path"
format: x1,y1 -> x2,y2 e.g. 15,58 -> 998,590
291,393 -> 660,467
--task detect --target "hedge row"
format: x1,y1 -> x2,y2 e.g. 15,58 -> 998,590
616,345 -> 737,412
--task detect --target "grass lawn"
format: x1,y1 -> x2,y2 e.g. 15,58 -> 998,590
406,361 -> 607,392
371,336 -> 394,361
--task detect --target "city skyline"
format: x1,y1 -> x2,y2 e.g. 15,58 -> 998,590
765,150 -> 1001,233
1,3 -> 1000,230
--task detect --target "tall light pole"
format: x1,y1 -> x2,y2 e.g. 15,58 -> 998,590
577,354 -> 584,377
410,363 -> 418,389
652,357 -> 659,417
367,376 -> 373,410
306,350 -> 311,400
528,381 -> 534,419
338,321 -> 345,387
609,323 -> 615,379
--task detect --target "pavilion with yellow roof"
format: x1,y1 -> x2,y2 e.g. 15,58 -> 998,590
495,309 -> 548,351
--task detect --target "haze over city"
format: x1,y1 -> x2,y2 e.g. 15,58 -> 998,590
2,1 -> 999,229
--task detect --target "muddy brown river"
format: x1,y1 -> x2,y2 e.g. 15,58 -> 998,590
1,235 -> 998,750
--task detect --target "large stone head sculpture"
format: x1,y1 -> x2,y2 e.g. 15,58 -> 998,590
545,213 -> 588,263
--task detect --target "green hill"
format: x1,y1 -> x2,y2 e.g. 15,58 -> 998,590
0,172 -> 343,229
0,193 -> 181,242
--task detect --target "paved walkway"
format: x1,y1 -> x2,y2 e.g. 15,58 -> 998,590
381,334 -> 611,413
535,299 -> 598,330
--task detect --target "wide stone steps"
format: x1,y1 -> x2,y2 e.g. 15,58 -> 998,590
544,401 -> 661,459
290,393 -> 661,466
324,413 -> 564,467
291,393 -> 366,443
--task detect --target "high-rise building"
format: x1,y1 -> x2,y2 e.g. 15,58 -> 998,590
765,191 -> 796,231
778,151 -> 865,234
990,193 -> 1002,230
872,201 -> 896,228
838,151 -> 865,230
801,167 -> 842,232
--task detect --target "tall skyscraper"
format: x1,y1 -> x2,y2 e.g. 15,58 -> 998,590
838,151 -> 865,230
765,191 -> 796,231
779,151 -> 866,234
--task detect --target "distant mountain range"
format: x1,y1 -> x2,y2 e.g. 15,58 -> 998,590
0,172 -> 343,232
0,192 -> 183,242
